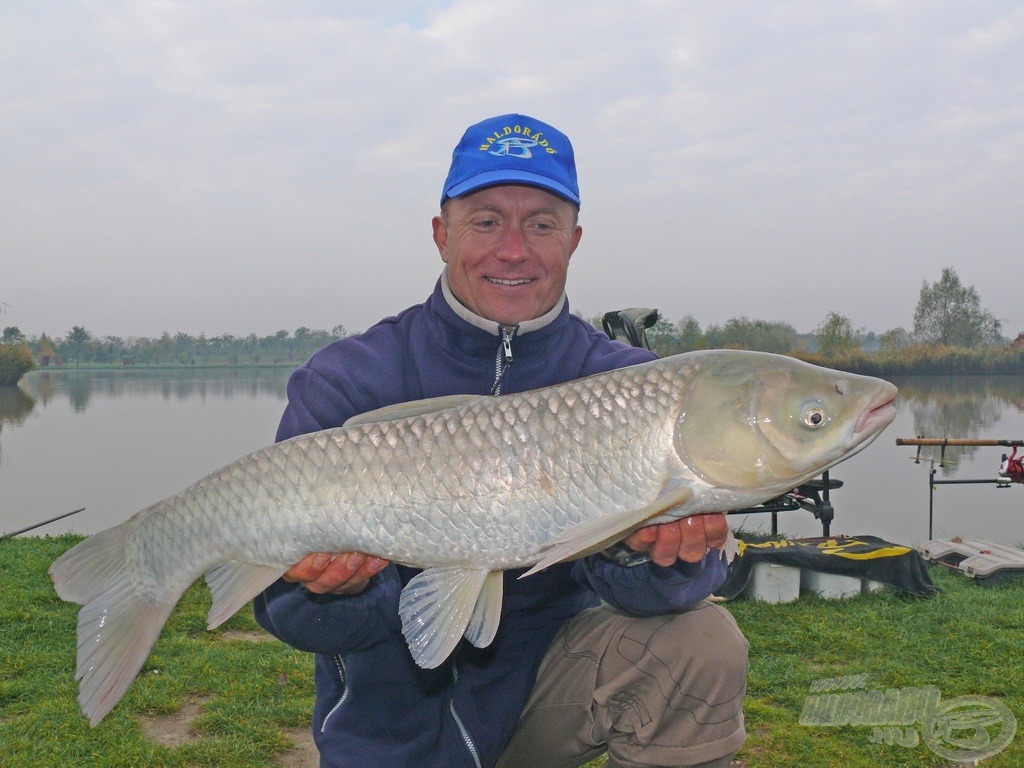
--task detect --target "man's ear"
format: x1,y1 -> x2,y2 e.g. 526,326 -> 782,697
432,215 -> 449,262
569,223 -> 583,258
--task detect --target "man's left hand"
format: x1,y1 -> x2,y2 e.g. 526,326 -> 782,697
623,512 -> 730,567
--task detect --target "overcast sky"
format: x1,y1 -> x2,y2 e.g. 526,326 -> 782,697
2,1 -> 1022,341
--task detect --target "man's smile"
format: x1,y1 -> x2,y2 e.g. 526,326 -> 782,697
485,277 -> 534,286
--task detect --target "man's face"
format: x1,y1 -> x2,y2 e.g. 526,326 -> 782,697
432,185 -> 582,326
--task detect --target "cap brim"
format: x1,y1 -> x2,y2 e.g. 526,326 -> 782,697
444,169 -> 580,206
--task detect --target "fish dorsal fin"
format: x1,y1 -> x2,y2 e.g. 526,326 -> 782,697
399,567 -> 503,668
520,481 -> 695,578
343,394 -> 482,427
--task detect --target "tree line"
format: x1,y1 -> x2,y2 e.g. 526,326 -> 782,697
0,325 -> 348,369
1,267 -> 1019,378
615,267 -> 1011,361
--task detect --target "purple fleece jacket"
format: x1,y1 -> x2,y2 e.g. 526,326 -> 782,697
254,277 -> 728,768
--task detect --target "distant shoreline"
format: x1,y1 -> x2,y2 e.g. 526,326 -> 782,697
18,354 -> 1024,378
23,362 -> 301,373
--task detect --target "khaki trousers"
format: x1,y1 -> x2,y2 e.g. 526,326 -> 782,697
494,602 -> 748,768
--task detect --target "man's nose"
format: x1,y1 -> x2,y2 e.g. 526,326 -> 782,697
495,225 -> 528,262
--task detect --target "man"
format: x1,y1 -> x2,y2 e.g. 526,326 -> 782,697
255,113 -> 747,768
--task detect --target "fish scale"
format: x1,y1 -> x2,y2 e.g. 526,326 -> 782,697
50,349 -> 898,725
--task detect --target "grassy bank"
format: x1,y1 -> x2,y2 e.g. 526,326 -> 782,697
798,343 -> 1024,376
2,536 -> 1021,767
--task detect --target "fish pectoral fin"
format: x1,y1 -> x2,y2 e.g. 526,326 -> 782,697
205,562 -> 288,629
398,567 -> 502,668
521,482 -> 696,578
343,394 -> 483,427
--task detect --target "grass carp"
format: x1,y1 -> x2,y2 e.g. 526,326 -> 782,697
50,350 -> 897,725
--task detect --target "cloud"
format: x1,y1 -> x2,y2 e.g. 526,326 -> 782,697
2,1 -> 1022,338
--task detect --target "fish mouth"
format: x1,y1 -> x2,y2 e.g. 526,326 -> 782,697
853,384 -> 899,434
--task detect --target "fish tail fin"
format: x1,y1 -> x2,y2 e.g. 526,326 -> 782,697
50,526 -> 127,604
50,527 -> 180,726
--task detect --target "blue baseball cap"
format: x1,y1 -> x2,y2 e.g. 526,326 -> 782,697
441,113 -> 580,206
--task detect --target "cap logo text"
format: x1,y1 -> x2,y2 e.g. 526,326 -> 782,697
479,124 -> 558,155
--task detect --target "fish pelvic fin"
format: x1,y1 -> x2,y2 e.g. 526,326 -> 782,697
521,482 -> 696,578
49,527 -> 182,727
205,562 -> 287,629
465,569 -> 503,649
399,568 -> 503,669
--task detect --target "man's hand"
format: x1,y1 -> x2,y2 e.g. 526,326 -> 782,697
283,552 -> 390,595
623,512 -> 730,567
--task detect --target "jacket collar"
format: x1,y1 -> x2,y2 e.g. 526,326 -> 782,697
439,266 -> 566,336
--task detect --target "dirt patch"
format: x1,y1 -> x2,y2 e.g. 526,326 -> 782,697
139,688 -> 318,766
140,694 -> 211,747
276,727 -> 319,768
219,628 -> 277,642
216,624 -> 320,764
140,626 -> 316,765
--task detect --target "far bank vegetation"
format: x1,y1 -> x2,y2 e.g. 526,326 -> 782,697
617,267 -> 1024,375
3,268 -> 1021,379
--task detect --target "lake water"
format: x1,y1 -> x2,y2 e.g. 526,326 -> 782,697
2,368 -> 1024,549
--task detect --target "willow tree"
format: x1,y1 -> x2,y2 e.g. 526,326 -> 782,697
815,311 -> 859,359
913,267 -> 1000,347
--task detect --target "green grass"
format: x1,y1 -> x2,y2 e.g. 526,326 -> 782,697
723,566 -> 1023,767
3,536 -> 1022,767
0,535 -> 314,767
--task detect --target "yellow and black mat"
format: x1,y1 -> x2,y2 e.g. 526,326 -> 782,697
717,535 -> 938,598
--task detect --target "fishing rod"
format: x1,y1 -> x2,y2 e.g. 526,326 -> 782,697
897,437 -> 1024,539
896,438 -> 1024,448
0,508 -> 86,540
897,437 -> 1024,468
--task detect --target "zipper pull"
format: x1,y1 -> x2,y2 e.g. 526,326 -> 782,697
491,325 -> 518,395
501,326 -> 514,365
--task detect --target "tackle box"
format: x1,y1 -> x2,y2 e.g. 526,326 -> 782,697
919,539 -> 1024,585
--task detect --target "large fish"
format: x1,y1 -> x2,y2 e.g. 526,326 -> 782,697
50,350 -> 897,725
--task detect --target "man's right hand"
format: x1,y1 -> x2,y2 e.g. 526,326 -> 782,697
283,552 -> 390,595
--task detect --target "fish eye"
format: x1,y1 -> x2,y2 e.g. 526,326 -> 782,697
802,403 -> 827,429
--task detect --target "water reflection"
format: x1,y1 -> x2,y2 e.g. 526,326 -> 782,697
4,370 -> 1024,453
0,368 -> 290,471
4,368 -> 1024,541
893,375 -> 1024,476
18,367 -> 291,413
0,386 -> 36,467
0,386 -> 35,427
1,367 -> 292,537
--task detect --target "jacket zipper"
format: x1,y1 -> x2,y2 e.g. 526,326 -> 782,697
320,655 -> 349,734
321,656 -> 481,767
450,664 -> 482,768
490,324 -> 518,395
